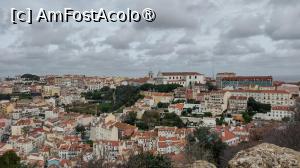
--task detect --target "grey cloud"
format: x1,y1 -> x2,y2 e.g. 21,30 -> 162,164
177,32 -> 195,45
103,25 -> 147,49
224,14 -> 264,39
265,1 -> 300,40
133,1 -> 199,30
176,45 -> 206,56
214,39 -> 265,56
0,0 -> 300,77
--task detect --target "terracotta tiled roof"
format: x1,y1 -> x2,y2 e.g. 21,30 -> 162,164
272,106 -> 292,111
16,119 -> 32,126
221,129 -> 237,142
232,126 -> 248,133
95,140 -> 120,147
113,122 -> 137,130
130,77 -> 150,83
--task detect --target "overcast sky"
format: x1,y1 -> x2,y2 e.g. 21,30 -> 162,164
0,0 -> 300,79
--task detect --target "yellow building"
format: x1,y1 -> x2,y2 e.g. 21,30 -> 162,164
0,100 -> 15,114
141,91 -> 174,105
43,86 -> 61,97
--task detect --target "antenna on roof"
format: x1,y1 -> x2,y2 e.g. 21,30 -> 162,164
211,55 -> 215,79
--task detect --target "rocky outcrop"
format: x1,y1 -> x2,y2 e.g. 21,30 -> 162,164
228,143 -> 300,168
190,160 -> 216,168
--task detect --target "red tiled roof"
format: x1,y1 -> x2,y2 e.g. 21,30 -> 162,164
158,127 -> 177,131
232,126 -> 248,133
272,106 -> 292,111
130,77 -> 150,83
169,103 -> 184,111
113,122 -> 137,130
159,137 -> 179,142
16,119 -> 31,126
221,129 -> 237,142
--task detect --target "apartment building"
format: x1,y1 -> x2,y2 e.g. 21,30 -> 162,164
228,90 -> 295,106
204,91 -> 227,116
227,96 -> 248,114
220,76 -> 273,89
253,106 -> 295,121
216,72 -> 236,88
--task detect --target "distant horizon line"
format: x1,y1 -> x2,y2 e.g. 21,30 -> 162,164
1,73 -> 300,82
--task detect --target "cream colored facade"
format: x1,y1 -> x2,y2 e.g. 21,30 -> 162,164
90,124 -> 119,141
228,90 -> 295,106
43,85 -> 61,97
11,125 -> 24,136
203,90 -> 295,116
204,91 -> 228,116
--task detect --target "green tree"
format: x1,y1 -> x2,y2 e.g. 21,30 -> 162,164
282,117 -> 290,122
216,116 -> 225,125
185,127 -> 227,164
247,97 -> 271,113
140,84 -> 181,93
123,112 -> 137,125
21,126 -> 30,136
161,113 -> 185,128
81,85 -> 142,112
142,110 -> 160,129
75,124 -> 86,139
85,140 -> 93,147
242,112 -> 252,123
204,112 -> 212,117
99,103 -> 112,113
0,151 -> 21,168
186,108 -> 193,114
157,102 -> 169,108
125,152 -> 172,168
0,94 -> 11,100
21,74 -> 40,81
135,121 -> 149,130
206,82 -> 217,91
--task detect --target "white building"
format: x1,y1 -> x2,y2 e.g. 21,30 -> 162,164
184,103 -> 203,114
201,117 -> 216,127
168,103 -> 184,116
253,106 -> 295,121
157,72 -> 206,87
90,121 -> 119,141
12,108 -> 41,120
9,138 -> 34,155
58,144 -> 80,159
60,94 -> 85,105
93,140 -> 120,161
45,110 -> 58,119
